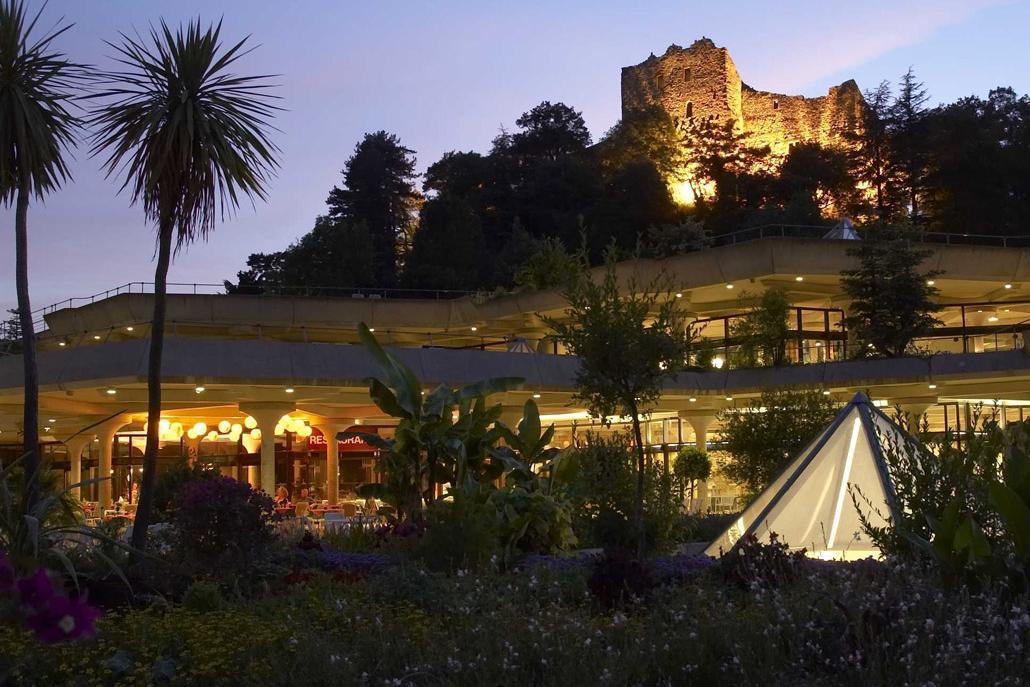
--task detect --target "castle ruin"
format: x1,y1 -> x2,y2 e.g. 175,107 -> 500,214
621,38 -> 866,197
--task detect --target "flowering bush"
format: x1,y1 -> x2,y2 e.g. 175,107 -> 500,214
1,555 -> 100,644
718,532 -> 807,589
170,476 -> 275,580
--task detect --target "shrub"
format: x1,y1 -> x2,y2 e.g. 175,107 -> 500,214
170,476 -> 275,581
587,551 -> 653,609
671,446 -> 711,506
416,499 -> 499,573
718,532 -> 807,590
152,461 -> 218,521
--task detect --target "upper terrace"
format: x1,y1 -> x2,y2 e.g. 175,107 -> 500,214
14,227 -> 1030,360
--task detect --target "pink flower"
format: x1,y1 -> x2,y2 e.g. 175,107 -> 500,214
16,568 -> 54,609
25,595 -> 102,643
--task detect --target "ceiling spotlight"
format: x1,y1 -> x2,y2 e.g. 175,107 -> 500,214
725,283 -> 734,290
470,326 -> 478,332
725,396 -> 733,401
368,327 -> 375,332
285,387 -> 295,394
689,397 -> 697,403
126,326 -> 134,332
58,341 -> 66,347
1004,283 -> 1013,289
822,390 -> 831,396
532,393 -> 541,399
93,334 -> 101,340
47,418 -> 56,423
795,276 -> 804,282
675,292 -> 683,298
194,386 -> 205,394
988,315 -> 999,323
105,388 -> 117,395
926,280 -> 935,286
928,383 -> 937,390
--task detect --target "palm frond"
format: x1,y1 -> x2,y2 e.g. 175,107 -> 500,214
88,17 -> 281,251
0,0 -> 86,202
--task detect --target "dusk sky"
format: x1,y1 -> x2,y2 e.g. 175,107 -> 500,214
3,0 -> 1029,315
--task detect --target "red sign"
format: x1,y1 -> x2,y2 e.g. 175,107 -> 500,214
307,426 -> 380,453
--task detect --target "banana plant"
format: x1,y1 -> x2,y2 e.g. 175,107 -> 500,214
341,323 -> 523,521
989,445 -> 1030,560
490,398 -> 578,496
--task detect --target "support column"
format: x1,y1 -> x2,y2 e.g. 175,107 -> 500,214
894,397 -> 937,432
62,434 -> 92,498
96,415 -> 131,508
679,411 -> 717,514
239,403 -> 294,496
314,421 -> 356,505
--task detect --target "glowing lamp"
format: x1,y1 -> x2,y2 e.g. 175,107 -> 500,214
244,416 -> 257,430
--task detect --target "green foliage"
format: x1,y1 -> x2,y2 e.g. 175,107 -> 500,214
854,410 -> 1030,587
599,105 -> 686,181
417,498 -> 499,573
641,219 -> 711,258
840,225 -> 942,357
151,460 -> 217,521
508,100 -> 591,160
731,286 -> 792,368
512,235 -> 587,292
349,323 -> 522,521
325,130 -> 419,285
230,217 -> 377,293
545,248 -> 693,557
566,435 -> 680,555
720,389 -> 840,500
405,197 -> 487,290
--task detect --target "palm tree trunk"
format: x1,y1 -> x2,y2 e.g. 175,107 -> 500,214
15,179 -> 40,507
130,217 -> 173,551
630,405 -> 646,560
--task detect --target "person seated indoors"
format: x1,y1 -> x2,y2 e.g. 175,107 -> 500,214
297,486 -> 311,502
273,485 -> 291,506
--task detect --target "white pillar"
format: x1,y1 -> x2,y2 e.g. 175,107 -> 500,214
96,415 -> 131,508
314,421 -> 354,505
61,434 -> 92,498
680,412 -> 717,513
239,403 -> 294,496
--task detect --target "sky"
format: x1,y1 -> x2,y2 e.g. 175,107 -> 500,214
3,0 -> 1029,315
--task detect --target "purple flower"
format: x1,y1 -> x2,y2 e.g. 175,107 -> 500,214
0,555 -> 15,592
16,568 -> 54,609
25,595 -> 102,643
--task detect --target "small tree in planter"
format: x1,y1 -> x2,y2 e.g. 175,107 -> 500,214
731,286 -> 792,367
672,446 -> 711,507
546,248 -> 693,558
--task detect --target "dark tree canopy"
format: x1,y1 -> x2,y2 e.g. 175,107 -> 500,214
509,100 -> 592,161
326,131 -> 419,286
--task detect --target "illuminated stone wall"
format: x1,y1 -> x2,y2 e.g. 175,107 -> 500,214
621,38 -> 865,165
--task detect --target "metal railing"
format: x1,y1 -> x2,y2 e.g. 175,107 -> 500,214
20,223 -> 1030,334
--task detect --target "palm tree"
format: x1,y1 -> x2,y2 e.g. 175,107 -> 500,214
0,0 -> 83,507
90,19 -> 279,550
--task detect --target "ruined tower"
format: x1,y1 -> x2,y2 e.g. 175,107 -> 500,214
621,38 -> 865,160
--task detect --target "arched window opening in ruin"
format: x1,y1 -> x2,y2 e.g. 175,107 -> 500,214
685,101 -> 693,119
773,100 -> 779,110
684,67 -> 691,81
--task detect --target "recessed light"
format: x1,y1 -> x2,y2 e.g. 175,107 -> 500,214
93,335 -> 101,340
926,280 -> 935,286
928,383 -> 937,390
988,315 -> 999,323
689,397 -> 697,402
822,390 -> 831,396
675,292 -> 683,298
105,388 -> 117,395
126,326 -> 134,332
470,326 -> 478,332
285,387 -> 295,394
194,386 -> 205,393
368,327 -> 375,332
725,283 -> 734,290
795,276 -> 804,282
532,393 -> 541,399
47,418 -> 56,423
58,341 -> 66,347
1004,283 -> 1013,289
815,342 -> 823,347
725,396 -> 733,401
